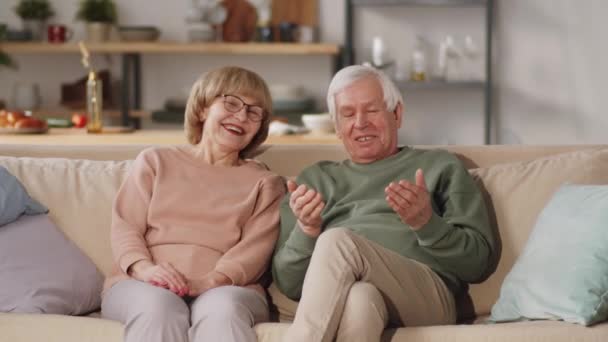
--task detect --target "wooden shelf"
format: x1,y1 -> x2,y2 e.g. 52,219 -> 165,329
352,0 -> 486,6
0,42 -> 340,55
396,80 -> 485,90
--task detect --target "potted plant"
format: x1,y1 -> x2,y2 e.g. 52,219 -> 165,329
0,51 -> 18,109
75,0 -> 118,42
14,0 -> 54,41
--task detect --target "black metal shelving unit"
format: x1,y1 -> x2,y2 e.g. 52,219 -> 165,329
344,0 -> 494,144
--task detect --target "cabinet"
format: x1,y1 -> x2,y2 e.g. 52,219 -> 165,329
344,0 -> 494,144
0,42 -> 341,128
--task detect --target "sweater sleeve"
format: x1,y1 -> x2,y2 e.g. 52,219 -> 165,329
272,168 -> 321,300
414,158 -> 495,283
214,175 -> 285,286
111,150 -> 155,274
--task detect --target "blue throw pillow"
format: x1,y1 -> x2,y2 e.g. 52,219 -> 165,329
0,166 -> 48,226
490,184 -> 608,326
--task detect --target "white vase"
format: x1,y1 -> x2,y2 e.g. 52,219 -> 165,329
85,22 -> 110,42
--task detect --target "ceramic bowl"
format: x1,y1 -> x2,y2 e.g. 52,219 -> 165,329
301,113 -> 334,133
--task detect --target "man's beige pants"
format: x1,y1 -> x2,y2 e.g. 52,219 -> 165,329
283,228 -> 456,342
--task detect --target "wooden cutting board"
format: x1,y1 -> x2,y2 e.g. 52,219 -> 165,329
271,0 -> 318,27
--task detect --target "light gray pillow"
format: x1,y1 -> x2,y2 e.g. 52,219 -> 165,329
0,166 -> 47,226
490,184 -> 608,326
0,214 -> 104,314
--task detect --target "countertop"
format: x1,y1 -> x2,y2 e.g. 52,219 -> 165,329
0,128 -> 341,146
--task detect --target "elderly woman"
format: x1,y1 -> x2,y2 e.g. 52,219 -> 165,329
101,66 -> 285,342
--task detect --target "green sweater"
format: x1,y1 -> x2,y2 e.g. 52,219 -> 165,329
272,147 -> 495,300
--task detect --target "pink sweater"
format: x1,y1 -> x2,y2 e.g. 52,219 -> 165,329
104,146 -> 285,293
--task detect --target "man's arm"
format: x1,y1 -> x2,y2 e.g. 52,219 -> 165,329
414,160 -> 495,283
386,155 -> 495,283
272,169 -> 325,300
272,199 -> 318,299
415,191 -> 493,282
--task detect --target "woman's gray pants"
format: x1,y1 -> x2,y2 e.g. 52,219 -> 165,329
101,280 -> 269,342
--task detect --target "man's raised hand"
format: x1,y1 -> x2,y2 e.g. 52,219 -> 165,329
287,180 -> 325,237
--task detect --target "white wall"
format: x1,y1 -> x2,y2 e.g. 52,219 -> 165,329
2,0 -> 607,144
495,0 -> 608,144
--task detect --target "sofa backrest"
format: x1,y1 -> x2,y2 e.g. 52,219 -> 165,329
1,143 -> 607,317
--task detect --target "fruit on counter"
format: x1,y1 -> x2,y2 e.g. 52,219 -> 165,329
0,110 -> 27,128
14,117 -> 48,129
71,113 -> 88,128
0,110 -> 48,130
6,111 -> 26,125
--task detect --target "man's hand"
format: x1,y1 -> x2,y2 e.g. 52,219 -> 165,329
385,169 -> 432,230
188,271 -> 232,297
129,260 -> 189,296
287,180 -> 324,238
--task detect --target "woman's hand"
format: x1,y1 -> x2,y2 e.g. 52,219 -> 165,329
188,271 -> 232,297
129,260 -> 190,296
385,169 -> 433,230
287,180 -> 325,238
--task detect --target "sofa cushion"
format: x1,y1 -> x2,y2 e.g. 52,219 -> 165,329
468,148 -> 608,316
0,166 -> 47,226
253,320 -> 608,342
490,184 -> 608,326
0,157 -> 132,276
1,312 -> 607,342
0,313 -> 123,342
0,214 -> 104,315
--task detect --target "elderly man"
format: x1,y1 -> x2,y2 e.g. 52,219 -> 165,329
272,65 -> 495,342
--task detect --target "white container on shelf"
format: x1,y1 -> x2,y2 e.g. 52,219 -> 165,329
463,35 -> 484,81
301,113 -> 334,134
372,36 -> 387,67
443,35 -> 463,82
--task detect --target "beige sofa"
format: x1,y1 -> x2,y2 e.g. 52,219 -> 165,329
1,143 -> 608,342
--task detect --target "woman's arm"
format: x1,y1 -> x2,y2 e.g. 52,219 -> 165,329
211,175 -> 286,287
111,150 -> 156,274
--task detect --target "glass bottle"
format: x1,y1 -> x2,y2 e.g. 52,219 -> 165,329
86,71 -> 103,133
410,36 -> 427,82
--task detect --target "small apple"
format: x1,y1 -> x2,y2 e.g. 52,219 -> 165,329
71,113 -> 88,128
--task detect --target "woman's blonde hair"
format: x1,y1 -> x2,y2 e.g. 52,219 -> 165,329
184,66 -> 273,159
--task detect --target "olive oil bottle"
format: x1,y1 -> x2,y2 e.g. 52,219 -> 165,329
86,71 -> 103,133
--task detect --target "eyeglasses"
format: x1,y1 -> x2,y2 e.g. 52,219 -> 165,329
221,94 -> 265,122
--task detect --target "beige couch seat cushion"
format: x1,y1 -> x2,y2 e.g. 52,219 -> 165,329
0,313 -> 123,342
468,148 -> 608,316
254,320 -> 608,342
3,312 -> 606,342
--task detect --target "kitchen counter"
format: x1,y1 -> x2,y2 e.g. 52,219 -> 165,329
0,128 -> 341,146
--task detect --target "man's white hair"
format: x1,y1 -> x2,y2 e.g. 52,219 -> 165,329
326,65 -> 404,121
